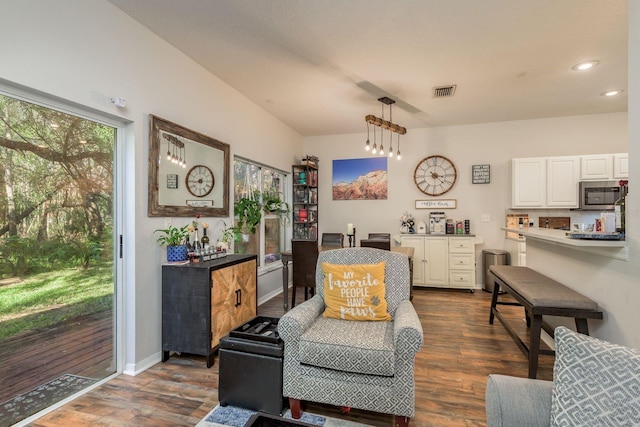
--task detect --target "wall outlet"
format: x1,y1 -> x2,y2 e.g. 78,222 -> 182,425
481,214 -> 490,222
165,217 -> 172,228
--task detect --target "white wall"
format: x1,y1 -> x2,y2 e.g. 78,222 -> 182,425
1,0 -> 302,372
304,113 -> 627,284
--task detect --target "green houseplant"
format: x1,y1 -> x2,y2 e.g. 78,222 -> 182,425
233,192 -> 263,236
261,190 -> 291,224
154,224 -> 190,262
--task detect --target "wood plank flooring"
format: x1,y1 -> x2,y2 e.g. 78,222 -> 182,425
28,288 -> 554,427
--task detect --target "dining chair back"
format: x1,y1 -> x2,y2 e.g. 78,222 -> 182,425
368,233 -> 391,240
321,233 -> 344,247
360,239 -> 391,250
291,239 -> 319,308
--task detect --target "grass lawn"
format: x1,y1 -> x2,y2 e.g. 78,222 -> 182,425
0,263 -> 113,340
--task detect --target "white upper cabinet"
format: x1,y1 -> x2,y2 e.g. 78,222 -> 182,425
547,156 -> 580,208
512,158 -> 546,208
613,153 -> 629,179
512,157 -> 579,208
581,154 -> 613,180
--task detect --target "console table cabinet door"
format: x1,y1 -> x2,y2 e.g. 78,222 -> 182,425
211,259 -> 257,348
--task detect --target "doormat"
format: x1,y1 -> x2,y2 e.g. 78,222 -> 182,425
0,373 -> 97,427
197,404 -> 370,427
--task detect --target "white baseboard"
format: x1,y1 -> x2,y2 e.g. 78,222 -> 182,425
123,351 -> 162,376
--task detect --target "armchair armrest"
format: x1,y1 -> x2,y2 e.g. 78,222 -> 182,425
278,295 -> 325,342
485,374 -> 552,427
393,300 -> 423,353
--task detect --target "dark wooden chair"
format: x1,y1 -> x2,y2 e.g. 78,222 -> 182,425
368,233 -> 391,240
291,239 -> 319,308
361,239 -> 391,250
321,232 -> 344,247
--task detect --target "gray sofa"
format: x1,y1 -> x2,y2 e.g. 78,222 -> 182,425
485,326 -> 640,427
278,248 -> 423,427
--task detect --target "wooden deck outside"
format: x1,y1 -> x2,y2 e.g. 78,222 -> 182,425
0,311 -> 114,405
22,287 -> 554,427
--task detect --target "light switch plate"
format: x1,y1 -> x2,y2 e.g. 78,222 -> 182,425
481,214 -> 490,222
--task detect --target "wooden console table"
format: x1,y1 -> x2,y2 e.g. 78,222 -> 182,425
161,254 -> 257,367
280,246 -> 414,311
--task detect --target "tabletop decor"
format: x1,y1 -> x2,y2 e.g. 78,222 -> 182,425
400,211 -> 415,233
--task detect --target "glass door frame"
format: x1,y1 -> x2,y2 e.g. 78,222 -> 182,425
0,78 -> 126,419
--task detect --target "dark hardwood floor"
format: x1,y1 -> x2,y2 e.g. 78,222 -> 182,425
28,288 -> 554,427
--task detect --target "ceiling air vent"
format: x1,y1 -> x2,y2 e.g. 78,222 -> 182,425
432,85 -> 457,98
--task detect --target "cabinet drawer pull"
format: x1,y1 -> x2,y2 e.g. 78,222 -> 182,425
235,289 -> 242,307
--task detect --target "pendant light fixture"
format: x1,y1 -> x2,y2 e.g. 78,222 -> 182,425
364,97 -> 406,160
163,133 -> 187,168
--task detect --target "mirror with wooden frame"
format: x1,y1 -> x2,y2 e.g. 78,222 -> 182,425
148,115 -> 229,217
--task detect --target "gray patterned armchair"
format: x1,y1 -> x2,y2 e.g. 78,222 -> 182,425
278,248 -> 423,427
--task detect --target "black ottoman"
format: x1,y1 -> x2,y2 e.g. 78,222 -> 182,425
219,316 -> 284,415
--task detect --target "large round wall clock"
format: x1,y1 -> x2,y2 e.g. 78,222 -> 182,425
185,164 -> 215,197
413,155 -> 457,196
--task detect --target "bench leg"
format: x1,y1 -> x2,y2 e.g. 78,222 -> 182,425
489,282 -> 501,324
528,314 -> 543,379
575,318 -> 590,335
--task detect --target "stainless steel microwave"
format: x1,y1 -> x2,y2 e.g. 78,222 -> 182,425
578,181 -> 620,210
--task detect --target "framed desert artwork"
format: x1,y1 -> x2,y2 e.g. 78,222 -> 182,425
332,157 -> 387,200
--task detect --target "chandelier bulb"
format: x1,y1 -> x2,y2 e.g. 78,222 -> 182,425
397,151 -> 401,160
365,138 -> 370,151
379,146 -> 384,156
167,151 -> 171,160
388,150 -> 393,158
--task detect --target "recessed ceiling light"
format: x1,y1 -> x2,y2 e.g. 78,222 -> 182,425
601,89 -> 623,97
572,60 -> 600,71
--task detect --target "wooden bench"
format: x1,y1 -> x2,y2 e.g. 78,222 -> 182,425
488,265 -> 603,379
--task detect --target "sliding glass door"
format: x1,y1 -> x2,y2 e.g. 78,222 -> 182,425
0,92 -> 118,425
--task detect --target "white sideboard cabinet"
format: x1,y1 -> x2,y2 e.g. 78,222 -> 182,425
399,235 -> 476,291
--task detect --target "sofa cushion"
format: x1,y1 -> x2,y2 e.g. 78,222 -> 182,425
321,262 -> 391,321
298,317 -> 395,376
550,326 -> 640,426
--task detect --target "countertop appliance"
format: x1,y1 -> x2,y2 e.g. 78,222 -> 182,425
578,180 -> 620,211
429,212 -> 446,234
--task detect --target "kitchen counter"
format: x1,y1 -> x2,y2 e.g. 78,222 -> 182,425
502,227 -> 628,260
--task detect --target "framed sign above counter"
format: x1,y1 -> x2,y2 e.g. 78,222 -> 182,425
415,199 -> 457,209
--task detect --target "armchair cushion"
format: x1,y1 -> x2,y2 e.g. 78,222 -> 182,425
550,326 -> 640,426
485,374 -> 553,427
299,317 -> 395,376
321,262 -> 391,321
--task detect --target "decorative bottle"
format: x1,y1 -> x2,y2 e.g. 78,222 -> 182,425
614,180 -> 628,235
201,228 -> 209,248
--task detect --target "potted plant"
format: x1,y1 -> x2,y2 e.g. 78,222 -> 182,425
261,189 -> 291,225
154,224 -> 190,262
233,191 -> 263,236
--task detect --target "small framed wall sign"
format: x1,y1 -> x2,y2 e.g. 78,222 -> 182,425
472,164 -> 490,184
415,199 -> 457,209
167,174 -> 179,189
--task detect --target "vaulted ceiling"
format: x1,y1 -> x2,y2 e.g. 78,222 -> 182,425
108,0 -> 628,136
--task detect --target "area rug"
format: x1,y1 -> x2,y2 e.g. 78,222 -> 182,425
197,404 -> 370,427
0,373 -> 97,427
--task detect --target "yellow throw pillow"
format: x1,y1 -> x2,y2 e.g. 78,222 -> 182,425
321,262 -> 391,321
